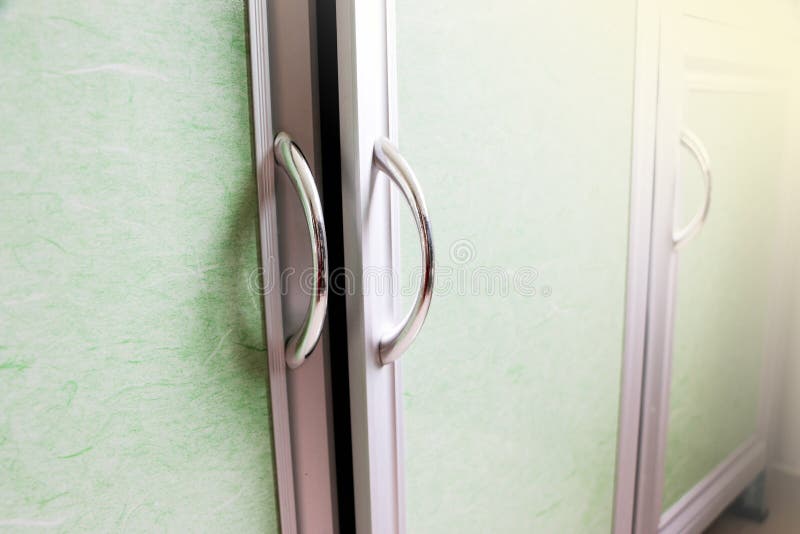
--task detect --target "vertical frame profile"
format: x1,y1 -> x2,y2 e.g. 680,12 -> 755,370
612,0 -> 661,531
248,0 -> 338,532
247,1 -> 297,531
336,0 -> 406,532
632,2 -> 685,530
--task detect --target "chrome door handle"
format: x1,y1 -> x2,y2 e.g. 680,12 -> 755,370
673,128 -> 712,250
274,132 -> 329,369
373,138 -> 435,365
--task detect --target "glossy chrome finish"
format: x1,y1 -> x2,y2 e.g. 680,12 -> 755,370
673,128 -> 712,250
274,132 -> 328,369
373,138 -> 435,365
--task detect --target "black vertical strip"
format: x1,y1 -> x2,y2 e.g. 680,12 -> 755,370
314,2 -> 356,532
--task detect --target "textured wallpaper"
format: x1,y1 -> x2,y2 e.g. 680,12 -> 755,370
0,1 -> 278,531
662,91 -> 785,510
395,1 -> 637,531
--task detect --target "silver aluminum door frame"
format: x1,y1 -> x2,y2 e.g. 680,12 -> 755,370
249,1 -> 338,532
335,1 -> 404,531
335,1 -> 660,533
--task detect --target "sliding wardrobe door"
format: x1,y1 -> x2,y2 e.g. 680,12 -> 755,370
336,1 -> 652,532
0,1 -> 336,531
635,3 -> 797,532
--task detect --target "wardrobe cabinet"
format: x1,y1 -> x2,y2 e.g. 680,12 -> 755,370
3,1 -> 797,533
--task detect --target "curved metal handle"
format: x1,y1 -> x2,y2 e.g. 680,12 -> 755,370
673,128 -> 712,250
274,132 -> 328,369
373,138 -> 435,365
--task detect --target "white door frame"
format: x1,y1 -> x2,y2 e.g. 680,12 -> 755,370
631,4 -> 683,530
335,1 -> 660,532
612,0 -> 661,531
249,1 -> 338,532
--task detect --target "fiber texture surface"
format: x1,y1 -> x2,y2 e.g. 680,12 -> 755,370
396,1 -> 636,531
0,1 -> 278,531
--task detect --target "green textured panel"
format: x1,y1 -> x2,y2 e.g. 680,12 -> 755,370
396,1 -> 636,531
662,91 -> 785,510
0,1 -> 278,531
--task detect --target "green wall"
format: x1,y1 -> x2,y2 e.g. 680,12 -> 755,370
0,1 -> 278,531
